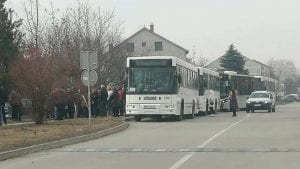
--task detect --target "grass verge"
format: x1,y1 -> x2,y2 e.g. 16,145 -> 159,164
0,117 -> 123,153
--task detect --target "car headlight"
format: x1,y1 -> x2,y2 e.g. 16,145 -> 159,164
264,101 -> 269,104
247,101 -> 251,104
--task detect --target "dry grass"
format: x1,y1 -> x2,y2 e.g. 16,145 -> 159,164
0,117 -> 123,153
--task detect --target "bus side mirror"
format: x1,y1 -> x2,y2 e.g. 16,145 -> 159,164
177,75 -> 182,84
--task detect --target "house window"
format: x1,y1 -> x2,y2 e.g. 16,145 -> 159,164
142,42 -> 146,47
126,43 -> 134,52
155,42 -> 163,51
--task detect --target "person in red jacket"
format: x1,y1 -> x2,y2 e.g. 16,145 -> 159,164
117,85 -> 124,116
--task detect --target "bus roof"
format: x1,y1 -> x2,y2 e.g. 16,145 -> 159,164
223,71 -> 238,75
254,76 -> 277,82
197,67 -> 219,76
127,56 -> 198,72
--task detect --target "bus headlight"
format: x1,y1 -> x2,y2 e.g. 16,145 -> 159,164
165,104 -> 175,109
126,104 -> 138,110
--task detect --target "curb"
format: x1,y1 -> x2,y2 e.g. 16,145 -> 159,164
0,122 -> 129,161
124,116 -> 134,122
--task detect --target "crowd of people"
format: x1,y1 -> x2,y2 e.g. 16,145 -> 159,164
90,84 -> 125,118
0,82 -> 127,125
0,88 -> 23,126
50,83 -> 126,120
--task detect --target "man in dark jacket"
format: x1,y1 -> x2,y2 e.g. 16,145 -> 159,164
0,87 -> 8,125
99,85 -> 108,117
230,90 -> 238,117
91,91 -> 99,118
110,87 -> 119,117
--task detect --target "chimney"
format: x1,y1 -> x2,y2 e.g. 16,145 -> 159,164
150,23 -> 154,32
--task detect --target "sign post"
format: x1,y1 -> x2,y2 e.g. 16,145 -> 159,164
80,51 -> 98,126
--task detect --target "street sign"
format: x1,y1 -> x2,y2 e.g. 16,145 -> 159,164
81,69 -> 98,86
80,51 -> 97,70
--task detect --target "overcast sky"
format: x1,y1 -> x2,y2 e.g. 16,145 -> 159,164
5,0 -> 300,67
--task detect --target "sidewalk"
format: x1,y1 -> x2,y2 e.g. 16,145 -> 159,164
1,115 -> 133,127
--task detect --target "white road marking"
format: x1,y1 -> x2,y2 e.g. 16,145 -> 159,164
62,148 -> 73,152
179,149 -> 189,152
132,148 -> 143,152
85,149 -> 95,152
109,148 -> 119,152
168,114 -> 251,169
155,149 -> 166,152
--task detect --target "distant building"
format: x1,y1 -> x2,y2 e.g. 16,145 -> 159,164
206,56 -> 273,77
100,24 -> 189,83
120,24 -> 189,60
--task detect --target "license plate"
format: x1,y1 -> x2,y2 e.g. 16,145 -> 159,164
254,104 -> 261,107
144,105 -> 156,109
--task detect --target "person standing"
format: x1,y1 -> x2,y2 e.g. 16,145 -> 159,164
99,85 -> 108,117
107,85 -> 113,116
117,85 -> 124,116
110,87 -> 119,117
0,87 -> 8,125
91,90 -> 99,118
230,90 -> 238,117
9,90 -> 22,121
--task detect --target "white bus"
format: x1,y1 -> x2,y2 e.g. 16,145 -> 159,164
197,67 -> 220,115
254,75 -> 279,100
254,76 -> 277,92
219,71 -> 256,111
126,56 -> 199,121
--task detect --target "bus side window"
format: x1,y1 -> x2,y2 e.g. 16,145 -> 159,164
177,74 -> 182,84
203,74 -> 208,90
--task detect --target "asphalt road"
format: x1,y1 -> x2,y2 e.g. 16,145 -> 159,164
1,102 -> 300,169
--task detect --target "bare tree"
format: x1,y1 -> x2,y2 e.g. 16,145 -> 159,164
187,55 -> 209,67
268,58 -> 298,93
8,47 -> 50,124
16,1 -> 124,123
43,2 -> 123,84
268,58 -> 297,82
22,0 -> 124,85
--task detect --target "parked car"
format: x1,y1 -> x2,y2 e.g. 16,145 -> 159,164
246,91 -> 276,113
281,94 -> 299,102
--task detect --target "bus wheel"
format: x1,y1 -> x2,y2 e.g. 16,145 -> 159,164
154,115 -> 162,121
134,116 -> 142,122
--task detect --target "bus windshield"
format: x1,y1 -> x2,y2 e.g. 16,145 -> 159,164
219,81 -> 230,98
128,67 -> 176,94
